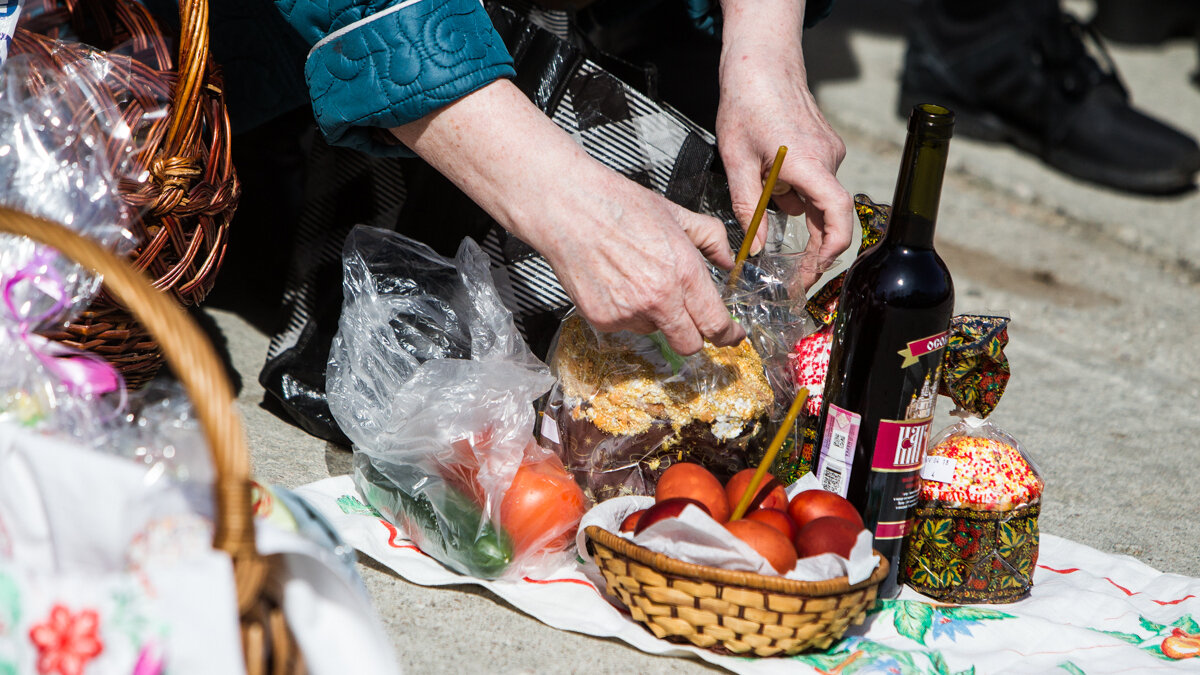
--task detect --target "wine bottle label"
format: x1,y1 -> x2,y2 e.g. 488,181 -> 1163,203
897,330 -> 950,368
871,417 -> 931,471
815,404 -> 860,497
870,416 -> 933,540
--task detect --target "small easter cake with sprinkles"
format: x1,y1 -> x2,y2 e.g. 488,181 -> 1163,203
919,433 -> 1042,510
902,416 -> 1043,603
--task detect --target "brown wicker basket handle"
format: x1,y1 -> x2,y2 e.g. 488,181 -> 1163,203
163,0 -> 210,158
0,206 -> 267,614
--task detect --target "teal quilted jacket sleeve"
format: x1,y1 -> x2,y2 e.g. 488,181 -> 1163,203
274,0 -> 516,156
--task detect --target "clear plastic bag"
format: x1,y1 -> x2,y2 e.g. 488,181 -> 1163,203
0,41 -> 217,503
921,416 -> 1042,510
726,249 -> 832,429
0,47 -> 145,438
0,47 -> 143,319
539,311 -> 775,503
99,378 -> 214,485
327,225 -> 586,579
0,40 -> 224,630
902,414 -> 1043,603
538,230 -> 834,503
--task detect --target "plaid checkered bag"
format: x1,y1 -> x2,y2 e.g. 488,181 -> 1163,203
260,1 -> 747,442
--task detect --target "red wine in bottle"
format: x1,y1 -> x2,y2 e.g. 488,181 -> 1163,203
813,104 -> 956,598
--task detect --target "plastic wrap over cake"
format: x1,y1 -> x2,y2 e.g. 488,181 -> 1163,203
540,313 -> 775,503
535,199 -> 838,502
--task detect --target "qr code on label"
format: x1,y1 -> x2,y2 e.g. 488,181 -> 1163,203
821,466 -> 843,493
832,432 -> 846,450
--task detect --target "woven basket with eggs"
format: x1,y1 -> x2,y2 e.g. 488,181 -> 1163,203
586,525 -> 887,657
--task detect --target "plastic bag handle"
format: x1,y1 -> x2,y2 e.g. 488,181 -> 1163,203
0,206 -> 266,614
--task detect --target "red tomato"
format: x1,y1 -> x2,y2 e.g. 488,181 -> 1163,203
620,509 -> 646,533
787,489 -> 864,531
745,508 -> 798,540
655,462 -> 730,523
793,516 -> 862,559
442,437 -> 484,501
724,469 -> 789,513
726,520 -> 798,574
634,498 -> 711,534
500,457 -> 587,556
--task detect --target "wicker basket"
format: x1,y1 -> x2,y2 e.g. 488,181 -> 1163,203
586,526 -> 888,657
0,207 -> 298,675
12,0 -> 238,387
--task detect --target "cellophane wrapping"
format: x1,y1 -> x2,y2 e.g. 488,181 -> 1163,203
327,225 -> 585,579
0,41 -> 218,561
0,46 -> 146,438
538,241 -> 832,503
0,43 -> 234,675
902,415 -> 1044,603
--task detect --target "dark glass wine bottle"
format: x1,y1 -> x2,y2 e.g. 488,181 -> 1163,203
813,104 -> 956,598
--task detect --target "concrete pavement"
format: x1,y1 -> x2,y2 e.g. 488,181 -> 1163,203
204,1 -> 1200,671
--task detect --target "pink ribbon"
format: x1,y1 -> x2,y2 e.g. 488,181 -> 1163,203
3,254 -> 124,396
132,641 -> 165,675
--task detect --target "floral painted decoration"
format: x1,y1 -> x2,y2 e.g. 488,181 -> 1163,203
28,605 -> 103,675
937,315 -> 1011,419
903,502 -> 1041,604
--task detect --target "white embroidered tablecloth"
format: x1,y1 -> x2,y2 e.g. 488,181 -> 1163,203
297,476 -> 1200,674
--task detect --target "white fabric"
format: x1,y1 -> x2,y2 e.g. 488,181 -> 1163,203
0,425 -> 401,675
0,425 -> 245,674
256,519 -> 399,675
298,475 -> 1200,674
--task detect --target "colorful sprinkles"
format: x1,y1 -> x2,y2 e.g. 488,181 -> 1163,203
792,324 -> 832,417
921,436 -> 1042,510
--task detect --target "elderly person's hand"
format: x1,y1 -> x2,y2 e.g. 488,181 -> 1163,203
716,0 -> 855,285
392,79 -> 744,355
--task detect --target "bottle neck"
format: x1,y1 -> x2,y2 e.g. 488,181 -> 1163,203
885,132 -> 950,249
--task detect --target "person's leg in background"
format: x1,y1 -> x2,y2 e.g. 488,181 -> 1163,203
1091,0 -> 1200,90
1092,0 -> 1199,45
899,0 -> 1200,194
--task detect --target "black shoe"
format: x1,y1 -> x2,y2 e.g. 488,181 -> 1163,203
1092,0 -> 1199,45
899,0 -> 1200,195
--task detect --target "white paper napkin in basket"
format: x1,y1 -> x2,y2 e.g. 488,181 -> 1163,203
577,494 -> 878,584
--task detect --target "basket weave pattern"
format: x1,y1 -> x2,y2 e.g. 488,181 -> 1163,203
13,0 -> 238,387
586,526 -> 887,657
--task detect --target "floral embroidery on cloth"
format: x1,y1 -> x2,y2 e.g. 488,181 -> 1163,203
791,599 -> 1015,674
1094,614 -> 1200,661
28,605 -> 103,675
